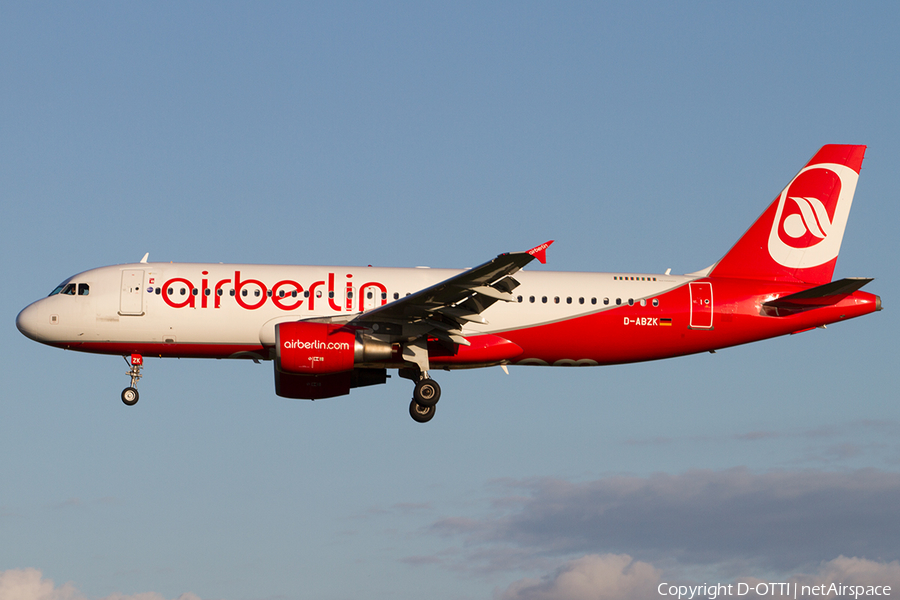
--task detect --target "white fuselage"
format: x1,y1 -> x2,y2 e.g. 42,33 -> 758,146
18,262 -> 691,358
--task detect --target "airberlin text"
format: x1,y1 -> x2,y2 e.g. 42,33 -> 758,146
657,581 -> 891,599
283,339 -> 350,351
161,270 -> 388,313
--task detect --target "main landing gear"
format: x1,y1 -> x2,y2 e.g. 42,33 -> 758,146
408,373 -> 441,424
121,354 -> 143,406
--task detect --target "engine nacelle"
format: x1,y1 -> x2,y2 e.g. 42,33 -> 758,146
275,322 -> 393,375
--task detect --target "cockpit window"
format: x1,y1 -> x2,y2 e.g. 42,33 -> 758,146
48,281 -> 87,296
49,281 -> 70,296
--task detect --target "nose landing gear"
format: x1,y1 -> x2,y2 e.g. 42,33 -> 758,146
122,354 -> 143,406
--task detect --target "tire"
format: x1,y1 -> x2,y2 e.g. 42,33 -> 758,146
121,387 -> 139,406
409,399 -> 436,423
413,378 -> 441,408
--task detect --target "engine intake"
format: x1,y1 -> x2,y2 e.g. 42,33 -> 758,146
275,322 -> 393,375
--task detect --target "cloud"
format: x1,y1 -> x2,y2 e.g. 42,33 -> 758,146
497,554 -> 661,600
431,468 -> 900,572
0,568 -> 79,600
496,555 -> 900,600
0,568 -> 201,600
789,556 -> 900,598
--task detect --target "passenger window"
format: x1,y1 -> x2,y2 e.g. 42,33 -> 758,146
529,296 -> 535,303
579,297 -> 584,304
566,297 -> 572,304
603,298 -> 609,305
542,296 -> 548,304
554,297 -> 560,304
628,298 -> 634,306
652,298 -> 659,307
394,293 -> 400,300
517,295 -> 523,303
616,298 -> 622,305
78,283 -> 90,296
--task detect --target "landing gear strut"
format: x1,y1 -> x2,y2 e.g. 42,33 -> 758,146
122,354 -> 143,406
401,340 -> 442,423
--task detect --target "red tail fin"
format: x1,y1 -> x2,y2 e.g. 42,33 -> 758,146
709,145 -> 866,284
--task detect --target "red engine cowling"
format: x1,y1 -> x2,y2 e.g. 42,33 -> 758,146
275,322 -> 392,375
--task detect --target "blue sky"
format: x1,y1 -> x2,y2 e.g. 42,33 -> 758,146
2,3 -> 899,599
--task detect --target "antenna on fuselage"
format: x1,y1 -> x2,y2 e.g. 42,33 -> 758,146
140,253 -> 149,264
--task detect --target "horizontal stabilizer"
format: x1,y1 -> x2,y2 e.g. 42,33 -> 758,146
763,277 -> 873,313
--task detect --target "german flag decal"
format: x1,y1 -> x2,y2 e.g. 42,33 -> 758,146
660,318 -> 672,326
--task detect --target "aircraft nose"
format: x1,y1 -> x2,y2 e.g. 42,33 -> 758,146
16,302 -> 47,342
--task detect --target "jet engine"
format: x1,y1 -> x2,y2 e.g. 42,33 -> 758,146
275,322 -> 393,375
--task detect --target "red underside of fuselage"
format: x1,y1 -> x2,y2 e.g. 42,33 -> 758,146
52,279 -> 879,367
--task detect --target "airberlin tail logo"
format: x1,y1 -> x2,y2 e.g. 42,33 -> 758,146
783,196 -> 831,240
767,163 -> 859,269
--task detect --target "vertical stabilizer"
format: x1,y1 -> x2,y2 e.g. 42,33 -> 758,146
709,145 -> 866,284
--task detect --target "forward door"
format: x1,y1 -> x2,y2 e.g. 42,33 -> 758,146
120,270 -> 145,316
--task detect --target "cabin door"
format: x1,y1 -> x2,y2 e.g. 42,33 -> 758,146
689,281 -> 713,329
120,270 -> 145,316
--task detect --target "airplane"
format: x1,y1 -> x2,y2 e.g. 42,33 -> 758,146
17,145 -> 881,423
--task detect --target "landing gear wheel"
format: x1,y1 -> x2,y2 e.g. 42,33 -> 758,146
413,378 -> 441,408
121,387 -> 139,406
409,399 -> 436,423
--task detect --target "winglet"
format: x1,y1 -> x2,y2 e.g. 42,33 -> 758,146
526,240 -> 554,264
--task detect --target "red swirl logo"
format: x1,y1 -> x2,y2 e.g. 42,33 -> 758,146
775,168 -> 841,250
767,162 -> 858,269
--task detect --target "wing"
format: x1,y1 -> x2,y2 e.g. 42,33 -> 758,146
349,241 -> 553,348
